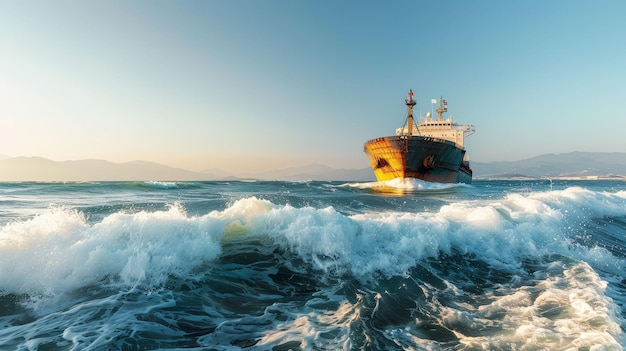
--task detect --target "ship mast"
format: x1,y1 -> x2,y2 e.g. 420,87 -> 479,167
405,89 -> 416,136
436,96 -> 447,121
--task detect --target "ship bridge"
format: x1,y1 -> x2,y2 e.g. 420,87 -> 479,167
396,116 -> 475,148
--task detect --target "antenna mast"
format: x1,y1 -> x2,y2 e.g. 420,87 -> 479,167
436,96 -> 447,121
405,89 -> 417,136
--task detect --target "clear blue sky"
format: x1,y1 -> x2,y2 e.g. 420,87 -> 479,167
1,1 -> 625,173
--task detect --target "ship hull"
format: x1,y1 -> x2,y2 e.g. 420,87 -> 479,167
363,136 -> 472,184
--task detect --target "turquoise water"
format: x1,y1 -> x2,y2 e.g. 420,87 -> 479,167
0,179 -> 624,350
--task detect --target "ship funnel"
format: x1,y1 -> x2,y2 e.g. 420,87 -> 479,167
426,112 -> 431,121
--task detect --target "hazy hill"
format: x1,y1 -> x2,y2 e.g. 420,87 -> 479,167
0,157 -> 221,181
1,152 -> 624,182
472,152 -> 626,178
0,157 -> 374,182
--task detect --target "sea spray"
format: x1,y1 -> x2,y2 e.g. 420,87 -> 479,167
0,180 -> 624,349
0,203 -> 224,297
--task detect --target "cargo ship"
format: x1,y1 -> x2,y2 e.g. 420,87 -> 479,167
363,90 -> 475,184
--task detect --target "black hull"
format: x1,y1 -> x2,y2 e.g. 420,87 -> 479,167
363,136 -> 472,184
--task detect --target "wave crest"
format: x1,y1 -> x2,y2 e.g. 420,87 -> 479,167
2,187 -> 625,298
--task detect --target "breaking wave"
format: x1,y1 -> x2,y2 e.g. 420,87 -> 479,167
0,184 -> 624,349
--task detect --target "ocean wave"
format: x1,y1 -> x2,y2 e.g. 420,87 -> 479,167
342,177 -> 469,194
134,181 -> 205,190
1,185 -> 625,348
1,187 -> 624,297
0,204 -> 224,297
438,261 -> 623,349
141,181 -> 180,189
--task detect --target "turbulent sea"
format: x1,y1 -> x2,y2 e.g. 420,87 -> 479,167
0,179 -> 625,350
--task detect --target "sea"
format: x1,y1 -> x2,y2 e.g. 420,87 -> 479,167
0,179 -> 624,350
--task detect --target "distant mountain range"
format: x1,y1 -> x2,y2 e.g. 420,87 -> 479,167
0,152 -> 625,181
472,152 -> 626,179
0,157 -> 371,181
0,157 -> 218,182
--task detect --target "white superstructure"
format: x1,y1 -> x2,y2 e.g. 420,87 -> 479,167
395,96 -> 475,148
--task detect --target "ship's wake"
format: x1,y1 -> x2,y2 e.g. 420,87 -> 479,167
343,177 -> 469,193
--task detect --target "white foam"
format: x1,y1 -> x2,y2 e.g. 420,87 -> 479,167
231,188 -> 623,277
343,177 -> 466,192
142,181 -> 179,189
2,187 -> 625,330
205,189 -> 625,347
445,262 -> 623,349
0,204 -> 224,296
